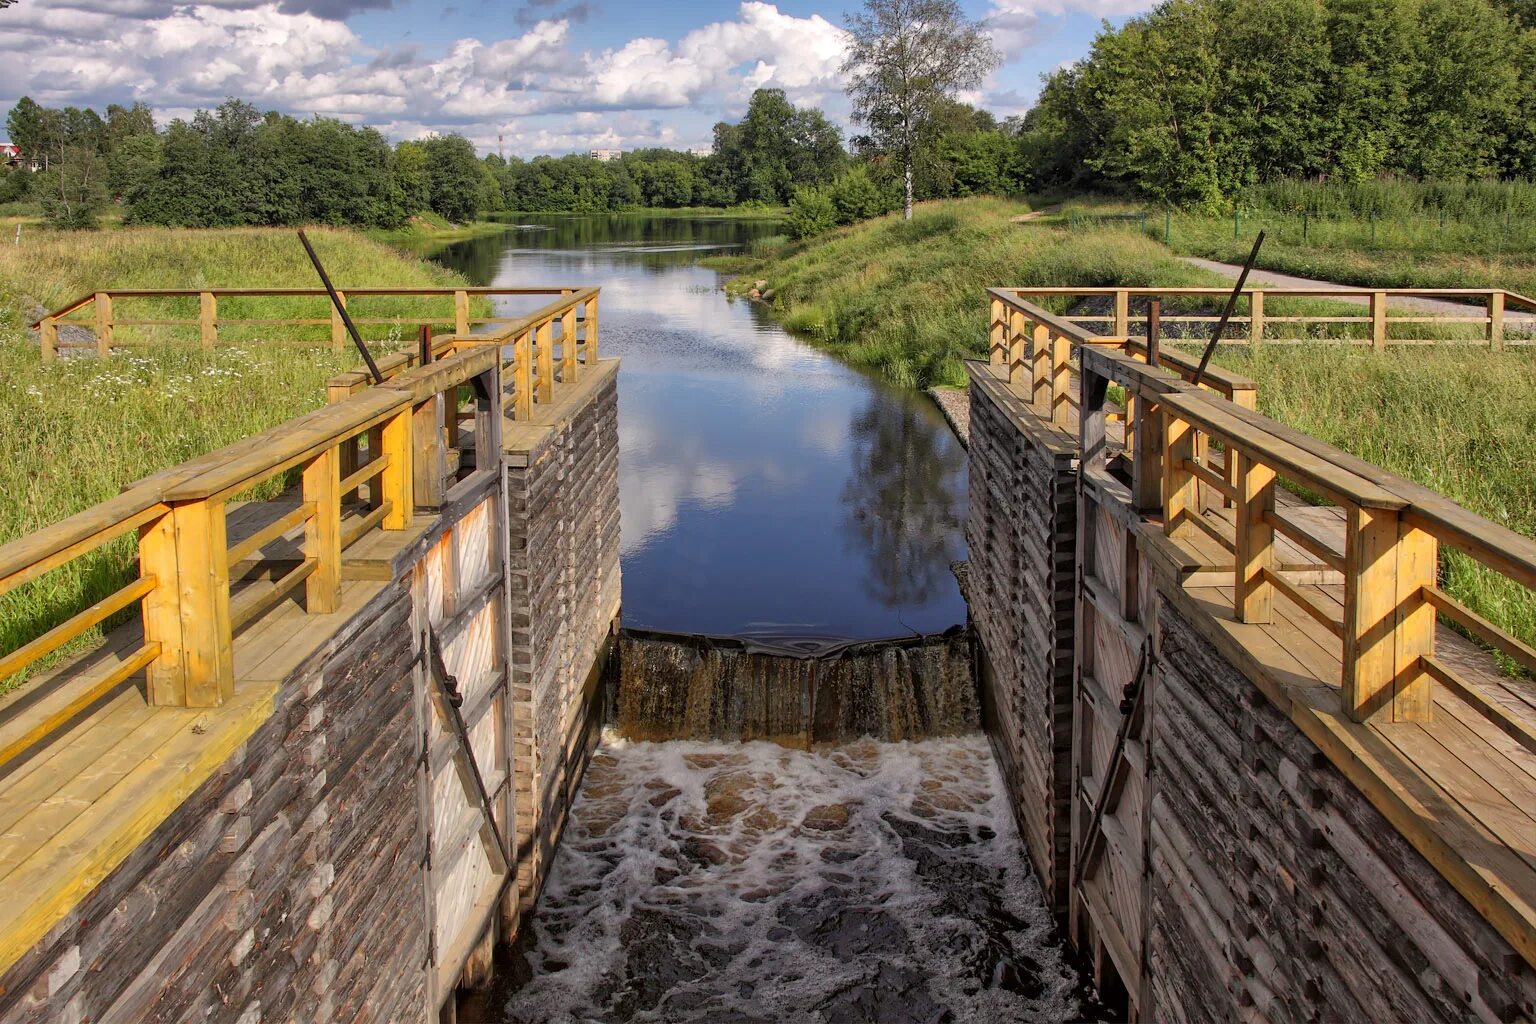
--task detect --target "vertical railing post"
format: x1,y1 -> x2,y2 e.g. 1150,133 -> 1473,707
330,382 -> 361,501
40,316 -> 58,362
303,446 -> 341,614
139,508 -> 185,706
537,319 -> 555,404
1370,291 -> 1388,352
1342,504 -> 1434,723
1131,388 -> 1164,514
1079,353 -> 1109,476
1008,310 -> 1026,384
413,393 -> 446,511
94,292 -> 112,358
1249,289 -> 1264,347
561,304 -> 578,383
1162,411 -> 1197,536
1488,291 -> 1506,352
585,295 -> 599,364
171,497 -> 234,707
1235,451 -> 1275,624
455,289 -> 471,335
1050,332 -> 1072,428
989,296 -> 1005,368
1113,289 -> 1130,338
381,405 -> 414,530
516,330 -> 533,420
200,291 -> 218,349
330,290 -> 348,351
1031,324 -> 1051,407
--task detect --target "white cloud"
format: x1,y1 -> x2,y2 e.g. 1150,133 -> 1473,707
984,0 -> 1153,59
0,1 -> 851,154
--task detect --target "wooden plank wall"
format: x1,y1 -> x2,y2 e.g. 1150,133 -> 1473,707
966,365 -> 1079,915
966,357 -> 1536,1022
505,371 -> 621,916
0,583 -> 428,1024
1148,598 -> 1536,1023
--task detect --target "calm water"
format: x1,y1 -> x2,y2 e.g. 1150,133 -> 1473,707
430,215 -> 967,642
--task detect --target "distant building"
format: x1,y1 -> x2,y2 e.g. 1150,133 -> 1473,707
0,142 -> 19,167
588,149 -> 623,162
688,147 -> 713,158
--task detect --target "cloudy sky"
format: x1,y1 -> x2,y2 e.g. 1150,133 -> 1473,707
0,0 -> 1151,157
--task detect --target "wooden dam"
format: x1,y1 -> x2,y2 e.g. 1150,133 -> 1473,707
0,282 -> 1534,1022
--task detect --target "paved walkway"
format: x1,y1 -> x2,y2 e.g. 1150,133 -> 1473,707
1181,256 -> 1536,325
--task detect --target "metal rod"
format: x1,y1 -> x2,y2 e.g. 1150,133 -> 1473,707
1192,230 -> 1265,389
297,230 -> 384,385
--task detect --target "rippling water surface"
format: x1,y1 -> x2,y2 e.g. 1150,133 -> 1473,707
430,215 -> 968,642
491,734 -> 1091,1024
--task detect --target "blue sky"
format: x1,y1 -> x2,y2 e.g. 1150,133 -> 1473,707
1,1 -> 1149,156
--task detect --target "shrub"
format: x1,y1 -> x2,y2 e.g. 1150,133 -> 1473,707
829,166 -> 889,225
786,185 -> 837,240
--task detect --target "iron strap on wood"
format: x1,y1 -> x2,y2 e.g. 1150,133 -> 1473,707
421,627 -> 510,876
1075,637 -> 1154,887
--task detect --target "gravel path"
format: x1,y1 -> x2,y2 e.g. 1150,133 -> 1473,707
1180,257 -> 1536,325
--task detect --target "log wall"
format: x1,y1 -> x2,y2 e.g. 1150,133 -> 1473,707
966,364 -> 1078,915
965,359 -> 1536,1023
0,365 -> 623,1024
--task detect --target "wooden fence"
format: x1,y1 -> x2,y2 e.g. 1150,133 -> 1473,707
0,286 -> 600,769
997,286 -> 1536,349
29,287 -> 591,361
988,288 -> 1536,741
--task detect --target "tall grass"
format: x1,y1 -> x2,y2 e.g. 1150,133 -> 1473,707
1,225 -> 479,345
736,197 -> 1221,389
0,225 -> 475,691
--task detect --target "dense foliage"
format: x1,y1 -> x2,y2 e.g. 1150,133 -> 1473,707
3,85 -> 1027,231
1019,0 -> 1536,207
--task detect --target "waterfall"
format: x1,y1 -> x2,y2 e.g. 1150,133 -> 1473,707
612,627 -> 978,746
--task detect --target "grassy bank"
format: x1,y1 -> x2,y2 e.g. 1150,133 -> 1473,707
368,211 -> 515,251
728,197 -> 1220,389
1053,193 -> 1536,296
0,225 -> 476,690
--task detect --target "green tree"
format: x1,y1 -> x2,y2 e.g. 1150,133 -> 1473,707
39,146 -> 109,229
842,0 -> 1000,218
829,165 -> 890,223
422,134 -> 486,222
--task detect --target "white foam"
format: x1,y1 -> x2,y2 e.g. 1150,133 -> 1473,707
502,732 -> 1087,1023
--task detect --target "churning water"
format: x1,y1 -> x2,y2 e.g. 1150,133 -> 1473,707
493,734 -> 1093,1024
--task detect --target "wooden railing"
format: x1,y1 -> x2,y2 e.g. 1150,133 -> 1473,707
29,287 -> 591,361
991,286 -> 1536,743
994,286 -> 1536,350
325,287 -> 600,423
0,339 -> 506,769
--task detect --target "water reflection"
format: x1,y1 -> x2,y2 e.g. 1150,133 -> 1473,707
430,214 -> 968,641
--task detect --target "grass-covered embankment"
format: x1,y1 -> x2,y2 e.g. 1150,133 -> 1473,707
0,225 -> 478,690
728,197 -> 1219,389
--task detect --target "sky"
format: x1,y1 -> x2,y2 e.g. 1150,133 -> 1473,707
0,0 -> 1152,157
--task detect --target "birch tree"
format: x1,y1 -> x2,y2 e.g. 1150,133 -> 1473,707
842,0 -> 1000,219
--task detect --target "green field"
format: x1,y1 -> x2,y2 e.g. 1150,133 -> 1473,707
0,225 -> 477,690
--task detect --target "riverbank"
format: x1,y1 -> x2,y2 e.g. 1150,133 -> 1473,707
723,197 -> 1221,389
0,224 -> 480,687
490,205 -> 787,221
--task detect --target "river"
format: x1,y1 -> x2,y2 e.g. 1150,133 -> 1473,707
428,215 -> 968,644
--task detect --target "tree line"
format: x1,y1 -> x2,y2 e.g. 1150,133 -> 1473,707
1019,0 -> 1536,208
